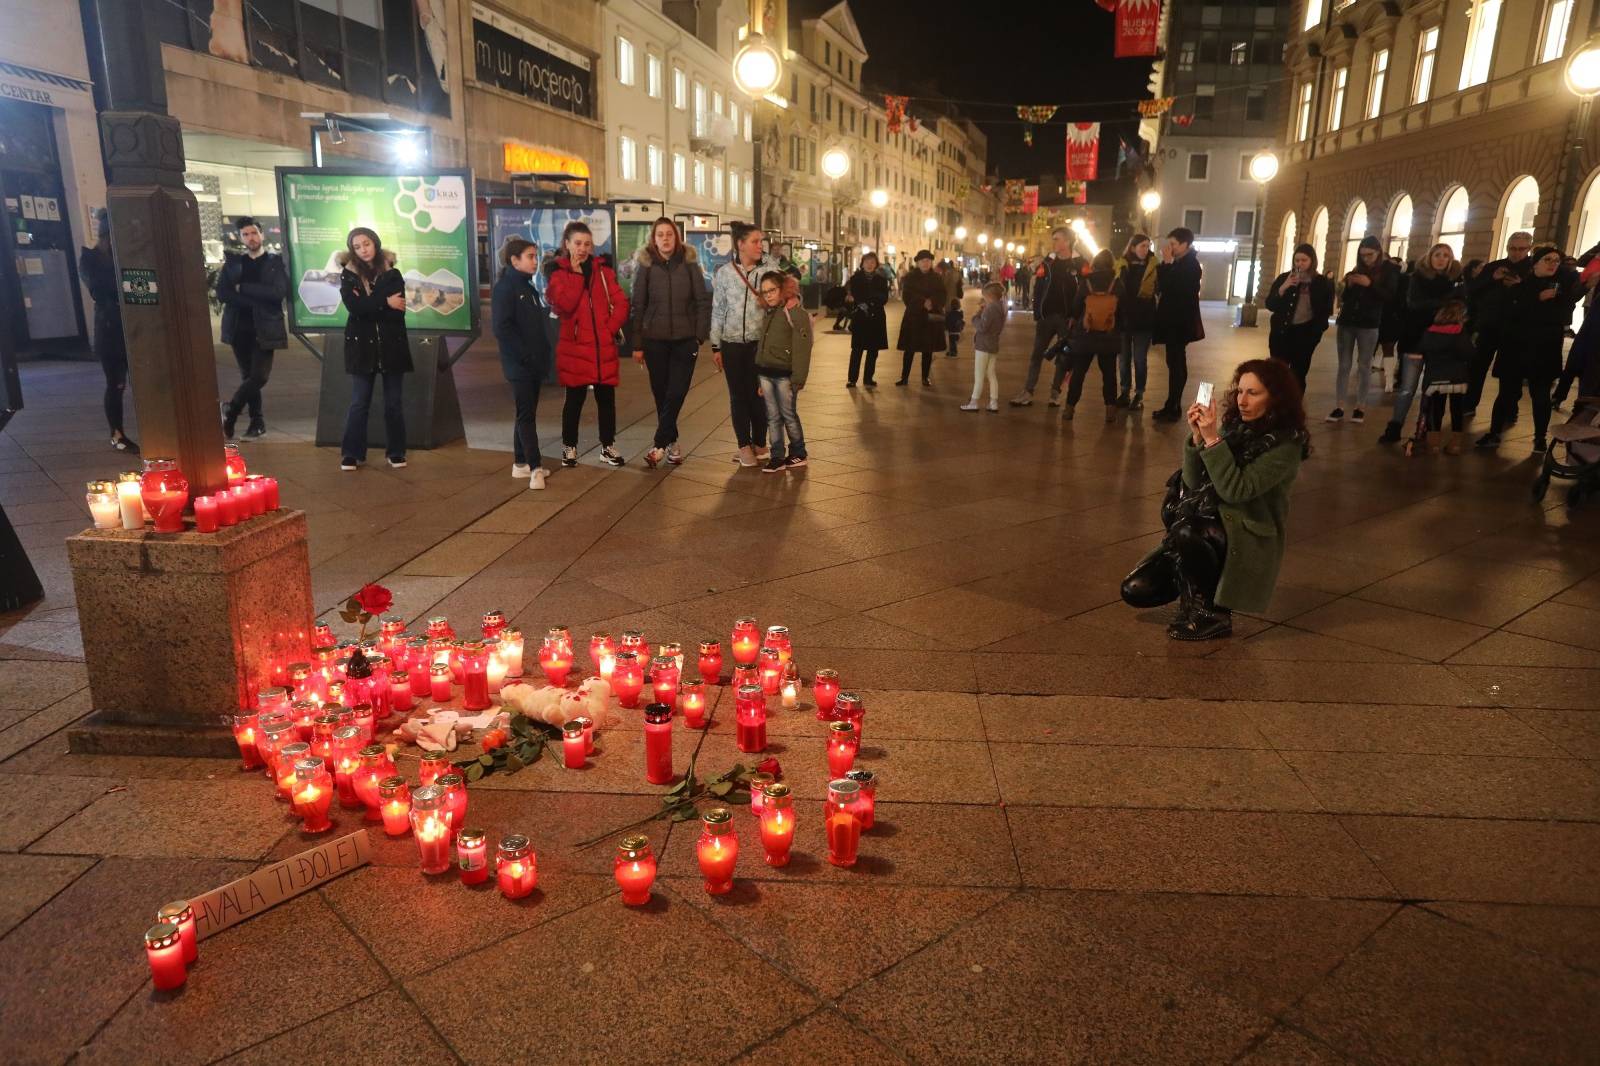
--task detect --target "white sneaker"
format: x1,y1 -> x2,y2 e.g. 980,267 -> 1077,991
561,446 -> 578,468
529,468 -> 548,490
512,463 -> 532,479
1009,391 -> 1033,407
987,401 -> 999,412
960,401 -> 980,411
387,456 -> 407,469
600,446 -> 625,467
666,443 -> 683,465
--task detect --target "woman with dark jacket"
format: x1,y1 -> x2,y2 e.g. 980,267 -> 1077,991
1264,243 -> 1334,393
845,251 -> 889,387
1113,234 -> 1158,409
79,209 -> 138,453
1151,228 -> 1205,422
338,227 -> 411,470
897,250 -> 947,386
545,220 -> 629,468
1121,358 -> 1309,641
491,237 -> 553,489
1063,249 -> 1123,422
1379,243 -> 1460,444
1477,245 -> 1582,454
628,217 -> 711,468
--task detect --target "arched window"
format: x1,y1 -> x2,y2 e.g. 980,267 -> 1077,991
1437,185 -> 1470,259
1342,200 -> 1369,275
1307,206 -> 1330,271
1387,194 -> 1414,262
1277,211 -> 1298,275
1575,168 -> 1600,259
1493,175 -> 1540,252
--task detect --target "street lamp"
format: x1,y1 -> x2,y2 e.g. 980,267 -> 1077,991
732,35 -> 782,97
1139,188 -> 1161,232
1557,37 -> 1600,249
955,225 -> 968,240
821,147 -> 850,274
869,187 -> 888,254
1239,149 -> 1279,328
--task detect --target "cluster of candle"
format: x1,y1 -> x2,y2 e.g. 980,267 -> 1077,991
143,899 -> 199,991
85,446 -> 280,535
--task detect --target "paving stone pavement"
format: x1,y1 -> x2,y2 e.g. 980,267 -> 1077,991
2,298 -> 1598,1064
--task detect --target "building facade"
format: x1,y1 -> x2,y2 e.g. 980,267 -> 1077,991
1273,0 -> 1600,284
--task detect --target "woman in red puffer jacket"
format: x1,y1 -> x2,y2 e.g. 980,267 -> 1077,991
545,220 -> 629,467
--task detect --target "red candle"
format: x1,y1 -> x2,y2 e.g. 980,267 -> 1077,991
837,691 -> 865,744
378,776 -> 411,836
539,637 -> 572,687
678,679 -> 707,728
735,684 -> 767,754
229,486 -> 252,523
764,625 -> 792,664
139,458 -> 189,533
274,741 -> 309,801
547,625 -> 574,657
309,713 -> 339,781
390,669 -> 414,712
696,808 -> 738,894
612,652 -> 645,709
697,640 -> 723,684
192,495 -> 219,533
730,618 -> 760,666
643,704 -> 674,785
813,669 -> 841,720
826,721 -> 859,777
573,714 -> 595,754
562,721 -> 586,769
826,779 -> 862,867
244,476 -> 268,516
456,827 -> 489,885
155,900 -> 198,965
352,703 -> 375,744
619,629 -> 650,662
748,772 -> 775,817
758,646 -> 782,696
262,476 -> 280,510
289,699 -> 317,741
292,757 -> 334,834
145,922 -> 187,991
429,663 -> 452,703
313,621 -> 334,646
460,640 -> 491,711
758,783 -> 796,866
224,442 -> 247,484
614,836 -> 656,905
589,632 -> 616,675
256,721 -> 293,782
496,834 -> 538,898
410,785 -> 453,874
354,745 -> 391,821
418,750 -> 450,786
288,665 -> 313,703
214,488 -> 237,527
650,655 -> 680,706
438,773 -> 468,827
731,664 -> 758,691
230,712 -> 263,770
845,768 -> 877,829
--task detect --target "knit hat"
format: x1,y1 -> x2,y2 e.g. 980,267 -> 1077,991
914,249 -> 933,262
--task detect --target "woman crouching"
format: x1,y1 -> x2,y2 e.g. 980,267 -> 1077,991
1120,358 -> 1310,640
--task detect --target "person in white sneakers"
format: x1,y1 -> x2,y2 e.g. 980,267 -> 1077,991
962,282 -> 1008,412
491,236 -> 552,489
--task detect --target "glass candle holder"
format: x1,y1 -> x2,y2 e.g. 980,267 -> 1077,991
366,657 -> 392,720
757,646 -> 783,696
332,725 -> 364,808
410,785 -> 453,874
747,772 -> 775,817
429,663 -> 452,703
379,616 -> 407,656
257,686 -> 291,717
589,632 -> 616,677
813,669 -> 841,720
697,639 -> 723,685
614,835 -> 657,905
547,625 -> 574,657
826,779 -> 862,867
355,745 -> 392,821
224,442 -> 247,484
326,680 -> 347,709
139,458 -> 189,533
619,629 -> 649,662
456,827 -> 489,885
459,640 -> 491,711
155,899 -> 199,965
378,776 -> 411,836
496,834 -> 538,898
116,471 -> 145,529
826,721 -> 859,777
289,699 -> 318,742
287,663 -> 313,703
481,609 -> 507,641
309,712 -> 340,775
678,679 -> 707,729
485,637 -> 507,694
86,480 -> 121,529
438,773 -> 467,827
274,741 -> 309,802
191,495 -> 219,533
735,684 -> 767,753
390,669 -> 414,713
764,625 -> 792,664
418,749 -> 450,786
313,621 -> 334,647
780,662 -> 800,709
612,651 -> 645,709
405,636 -> 431,681
758,783 -> 796,866
562,721 -> 586,769
257,720 -> 294,782
262,476 -> 280,510
311,645 -> 339,700
293,757 -> 334,834
732,664 -> 759,691
730,618 -> 761,666
351,703 -> 375,745
659,641 -> 683,672
643,704 -> 674,785
501,628 -> 525,677
572,715 -> 595,755
837,691 -> 866,744
230,711 -> 263,770
844,768 -> 878,829
243,475 -> 269,516
145,921 -> 188,991
539,636 -> 572,687
650,655 -> 680,706
697,807 -> 738,895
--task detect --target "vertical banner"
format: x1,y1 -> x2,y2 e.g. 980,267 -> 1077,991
1003,180 -> 1026,214
1115,0 -> 1163,59
1022,186 -> 1040,214
1065,123 -> 1101,182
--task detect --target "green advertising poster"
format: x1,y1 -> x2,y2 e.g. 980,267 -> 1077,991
276,168 -> 478,333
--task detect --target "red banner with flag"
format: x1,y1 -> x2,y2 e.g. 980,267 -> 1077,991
1065,123 -> 1100,182
1022,185 -> 1039,214
1115,0 -> 1161,58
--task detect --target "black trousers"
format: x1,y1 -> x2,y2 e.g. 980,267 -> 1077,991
509,376 -> 542,468
561,384 -> 616,448
1424,393 -> 1467,432
228,341 -> 275,421
1121,514 -> 1227,609
1466,326 -> 1506,412
100,347 -> 127,435
899,351 -> 933,383
1066,349 -> 1118,407
1163,338 -> 1190,412
1490,374 -> 1555,439
848,347 -> 879,384
644,338 -> 698,448
720,341 -> 767,448
1270,323 -> 1323,393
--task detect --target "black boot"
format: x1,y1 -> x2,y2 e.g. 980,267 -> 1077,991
1167,571 -> 1233,641
221,401 -> 239,440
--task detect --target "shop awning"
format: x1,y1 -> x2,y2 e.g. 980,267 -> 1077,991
0,60 -> 95,109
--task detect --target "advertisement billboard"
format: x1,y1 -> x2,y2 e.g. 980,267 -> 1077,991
277,167 -> 477,334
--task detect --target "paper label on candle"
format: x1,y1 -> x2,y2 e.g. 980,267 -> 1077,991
190,830 -> 371,940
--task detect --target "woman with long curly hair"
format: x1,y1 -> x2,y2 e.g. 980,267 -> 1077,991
1121,358 -> 1310,641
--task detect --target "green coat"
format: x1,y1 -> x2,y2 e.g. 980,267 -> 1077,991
754,303 -> 813,387
1181,432 -> 1302,612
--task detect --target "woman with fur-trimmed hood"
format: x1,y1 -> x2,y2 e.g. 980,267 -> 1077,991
336,226 -> 412,470
628,217 -> 712,467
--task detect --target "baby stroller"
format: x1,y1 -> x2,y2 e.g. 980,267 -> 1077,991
1534,349 -> 1600,507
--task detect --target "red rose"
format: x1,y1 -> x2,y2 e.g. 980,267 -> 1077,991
756,756 -> 782,781
352,583 -> 393,618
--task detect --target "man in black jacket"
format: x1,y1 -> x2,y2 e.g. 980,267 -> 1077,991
1150,228 -> 1204,422
1464,231 -> 1533,417
1011,227 -> 1084,406
217,217 -> 290,438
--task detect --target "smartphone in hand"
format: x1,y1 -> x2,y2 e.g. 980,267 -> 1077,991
1195,381 -> 1214,408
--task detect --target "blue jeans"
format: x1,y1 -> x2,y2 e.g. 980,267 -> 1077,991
1388,352 -> 1425,429
1334,326 -> 1378,409
342,370 -> 407,462
1119,331 -> 1150,395
758,374 -> 806,462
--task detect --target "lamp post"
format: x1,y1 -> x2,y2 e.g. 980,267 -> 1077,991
869,187 -> 888,262
822,147 -> 850,277
732,25 -> 783,231
1139,189 -> 1161,234
1238,150 -> 1279,328
1557,38 -> 1600,251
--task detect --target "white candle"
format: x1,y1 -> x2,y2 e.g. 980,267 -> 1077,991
86,482 -> 122,529
116,479 -> 144,530
502,631 -> 524,677
781,679 -> 798,710
487,650 -> 508,694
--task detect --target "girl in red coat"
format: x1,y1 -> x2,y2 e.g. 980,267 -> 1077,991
545,221 -> 629,467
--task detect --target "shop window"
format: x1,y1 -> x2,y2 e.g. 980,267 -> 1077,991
1437,186 -> 1469,258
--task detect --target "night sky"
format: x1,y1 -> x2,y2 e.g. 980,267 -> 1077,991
846,0 -> 1153,182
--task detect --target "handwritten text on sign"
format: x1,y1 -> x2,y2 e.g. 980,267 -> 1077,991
191,830 -> 371,940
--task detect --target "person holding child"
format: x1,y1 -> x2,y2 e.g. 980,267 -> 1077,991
961,282 -> 1008,412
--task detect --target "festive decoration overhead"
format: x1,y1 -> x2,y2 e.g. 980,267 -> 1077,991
1093,0 -> 1116,10
1068,181 -> 1088,205
1022,185 -> 1040,214
1065,122 -> 1101,182
884,94 -> 917,134
1138,97 -> 1175,117
1172,113 -> 1195,127
1003,179 -> 1026,213
1115,0 -> 1162,58
1015,104 -> 1059,147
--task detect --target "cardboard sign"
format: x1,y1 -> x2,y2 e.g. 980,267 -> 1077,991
191,830 -> 371,940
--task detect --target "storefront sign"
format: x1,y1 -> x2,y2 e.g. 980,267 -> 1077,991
502,142 -> 590,178
0,61 -> 95,109
120,269 -> 159,305
277,167 -> 478,334
472,4 -> 593,118
191,831 -> 370,940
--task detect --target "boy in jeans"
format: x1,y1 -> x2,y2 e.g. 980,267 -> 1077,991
754,273 -> 813,472
962,282 -> 1007,412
